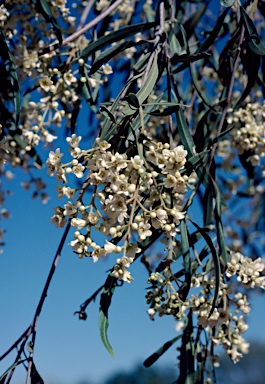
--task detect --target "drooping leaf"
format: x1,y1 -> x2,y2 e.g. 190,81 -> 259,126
0,359 -> 27,383
211,177 -> 228,265
143,334 -> 182,368
98,275 -> 117,357
99,310 -> 115,358
180,219 -> 192,301
173,7 -> 231,74
79,22 -> 157,61
32,0 -> 62,44
234,46 -> 260,109
133,52 -> 151,71
99,105 -> 116,123
90,40 -> 147,74
190,219 -> 221,317
176,107 -> 196,159
241,6 -> 265,55
0,30 -> 20,126
123,52 -> 159,115
171,52 -> 210,64
168,29 -> 182,55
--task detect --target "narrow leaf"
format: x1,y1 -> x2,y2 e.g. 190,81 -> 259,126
90,40 -> 147,74
143,335 -> 182,367
0,360 -> 27,383
176,107 -> 196,159
190,219 -> 220,317
99,310 -> 115,357
123,52 -> 159,115
180,219 -> 192,301
211,177 -> 228,265
32,0 -> 62,44
241,6 -> 265,55
0,30 -> 20,126
98,275 -> 117,357
79,22 -> 156,61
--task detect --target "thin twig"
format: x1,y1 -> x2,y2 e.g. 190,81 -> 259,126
38,0 -> 124,56
25,220 -> 71,383
77,0 -> 96,31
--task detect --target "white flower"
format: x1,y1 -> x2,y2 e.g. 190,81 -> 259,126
39,76 -> 53,92
71,218 -> 87,229
66,134 -> 82,148
102,64 -> 113,74
47,148 -> 63,165
72,163 -> 85,178
104,241 -> 117,254
64,71 -> 77,86
131,155 -> 143,170
138,221 -> 152,240
63,201 -> 78,217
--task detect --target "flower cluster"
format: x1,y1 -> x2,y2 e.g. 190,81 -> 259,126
228,102 -> 265,171
48,134 -> 191,281
145,249 -> 265,364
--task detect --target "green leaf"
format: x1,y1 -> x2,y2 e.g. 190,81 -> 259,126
32,0 -> 62,44
100,105 -> 116,123
98,275 -> 117,357
143,335 -> 182,367
147,104 -> 182,116
123,52 -> 159,115
180,219 -> 192,301
133,52 -> 151,71
99,72 -> 144,141
168,30 -> 182,55
90,40 -> 147,74
81,80 -> 97,113
171,52 -> 210,64
181,150 -> 210,176
241,6 -> 265,55
233,47 -> 260,109
190,219 -> 220,317
99,310 -> 115,358
126,93 -> 140,109
0,30 -> 20,126
79,22 -> 156,61
176,107 -> 196,159
220,0 -> 236,7
211,177 -> 228,265
0,359 -> 27,383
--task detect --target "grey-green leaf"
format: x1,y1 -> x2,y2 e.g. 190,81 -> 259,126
99,310 -> 115,358
79,22 -> 156,61
241,6 -> 265,55
143,335 -> 182,368
123,52 -> 159,115
220,0 -> 236,7
32,0 -> 62,44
